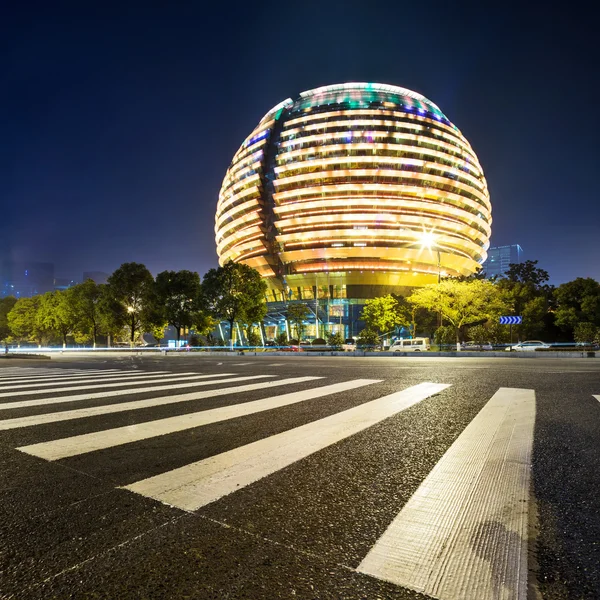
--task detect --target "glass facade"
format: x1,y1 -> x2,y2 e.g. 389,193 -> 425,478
482,245 -> 523,279
215,83 -> 492,338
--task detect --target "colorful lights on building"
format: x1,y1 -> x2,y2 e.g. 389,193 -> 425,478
215,83 -> 491,303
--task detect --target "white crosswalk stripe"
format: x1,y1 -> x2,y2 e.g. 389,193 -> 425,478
0,371 -> 543,600
123,382 -> 449,511
594,395 -> 599,402
0,373 -> 243,403
18,378 -> 380,459
0,374 -> 270,413
0,376 -> 319,429
0,369 -> 120,380
358,387 -> 535,600
0,371 -> 185,390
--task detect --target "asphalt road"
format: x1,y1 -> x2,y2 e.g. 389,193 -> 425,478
0,354 -> 599,600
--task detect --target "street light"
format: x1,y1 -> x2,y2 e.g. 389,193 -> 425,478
417,230 -> 444,332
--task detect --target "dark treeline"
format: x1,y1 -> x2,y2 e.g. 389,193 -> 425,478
0,261 -> 266,348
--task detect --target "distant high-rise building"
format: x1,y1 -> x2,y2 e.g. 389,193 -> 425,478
83,271 -> 109,284
54,277 -> 79,291
482,245 -> 523,278
0,261 -> 55,298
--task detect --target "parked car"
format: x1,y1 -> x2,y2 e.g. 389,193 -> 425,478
505,340 -> 552,351
342,338 -> 357,351
462,341 -> 493,351
389,337 -> 431,352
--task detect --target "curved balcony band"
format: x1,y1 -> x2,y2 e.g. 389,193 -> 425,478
215,83 -> 492,295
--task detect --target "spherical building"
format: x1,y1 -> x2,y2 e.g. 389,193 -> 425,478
215,83 -> 491,337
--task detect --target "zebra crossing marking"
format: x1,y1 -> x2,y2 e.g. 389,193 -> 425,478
0,373 -> 262,411
358,387 -> 535,600
0,371 -> 182,390
594,395 -> 599,402
0,369 -> 120,380
123,381 -> 449,511
0,373 -> 242,401
18,379 -> 380,460
0,376 -> 319,430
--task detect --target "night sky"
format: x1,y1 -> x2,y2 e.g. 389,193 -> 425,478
3,2 -> 599,284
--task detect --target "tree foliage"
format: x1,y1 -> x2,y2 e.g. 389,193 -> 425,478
155,270 -> 203,342
7,296 -> 45,344
107,262 -> 157,344
409,279 -> 510,343
286,303 -> 310,340
360,295 -> 407,334
0,297 -> 17,342
201,261 -> 267,345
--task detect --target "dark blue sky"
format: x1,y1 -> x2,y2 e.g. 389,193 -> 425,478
3,1 -> 599,284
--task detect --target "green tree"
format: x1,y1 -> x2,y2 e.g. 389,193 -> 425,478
0,297 -> 17,342
201,261 -> 267,347
574,322 -> 599,347
327,331 -> 345,349
360,295 -> 407,335
155,270 -> 204,342
357,328 -> 380,349
7,297 -> 43,344
554,278 -> 600,337
70,280 -> 106,348
37,290 -> 77,348
246,327 -> 262,347
409,279 -> 509,346
286,303 -> 310,340
497,260 -> 554,340
107,263 -> 157,346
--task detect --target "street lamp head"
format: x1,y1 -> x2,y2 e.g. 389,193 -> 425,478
127,306 -> 135,313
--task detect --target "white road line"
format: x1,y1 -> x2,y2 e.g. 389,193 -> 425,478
0,371 -> 178,389
267,364 -> 284,366
0,369 -> 120,380
594,395 -> 599,402
358,387 -> 536,600
123,381 -> 449,511
19,379 -> 380,460
0,373 -> 246,410
0,373 -> 236,400
0,376 -> 318,430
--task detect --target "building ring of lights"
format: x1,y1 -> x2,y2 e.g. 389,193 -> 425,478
215,82 -> 491,309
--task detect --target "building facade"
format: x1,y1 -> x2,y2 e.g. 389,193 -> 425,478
482,245 -> 523,279
215,83 -> 492,339
0,261 -> 55,298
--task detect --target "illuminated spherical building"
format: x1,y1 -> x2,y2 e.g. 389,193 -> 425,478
215,83 -> 491,337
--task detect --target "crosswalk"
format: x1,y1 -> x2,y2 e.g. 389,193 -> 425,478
1,366 -> 597,600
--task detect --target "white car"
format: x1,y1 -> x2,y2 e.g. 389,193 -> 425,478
505,340 -> 551,351
389,337 -> 431,352
462,341 -> 493,351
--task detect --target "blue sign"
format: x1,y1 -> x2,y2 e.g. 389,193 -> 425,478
499,316 -> 522,325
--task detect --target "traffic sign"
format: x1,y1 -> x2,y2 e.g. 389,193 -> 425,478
499,316 -> 522,325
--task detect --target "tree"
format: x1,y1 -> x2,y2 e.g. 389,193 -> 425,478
155,270 -> 204,342
360,295 -> 408,334
286,303 -> 310,340
70,280 -> 106,348
201,261 -> 267,347
7,296 -> 45,345
409,279 -> 510,346
554,278 -> 600,337
327,331 -> 345,349
357,328 -> 380,349
107,263 -> 157,346
496,260 -> 553,340
37,290 -> 77,348
0,297 -> 17,342
574,322 -> 599,347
